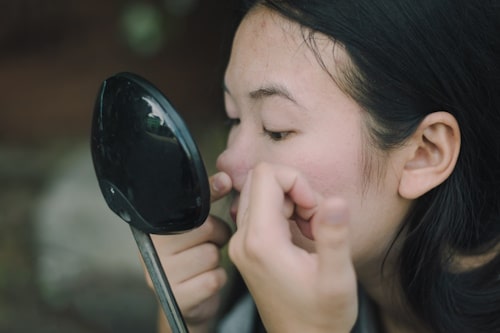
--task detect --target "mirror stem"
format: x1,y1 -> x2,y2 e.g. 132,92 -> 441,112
130,225 -> 188,333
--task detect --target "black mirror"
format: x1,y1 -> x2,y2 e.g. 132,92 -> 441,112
91,72 -> 210,234
90,72 -> 211,333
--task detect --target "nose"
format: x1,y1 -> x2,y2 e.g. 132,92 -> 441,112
216,131 -> 255,192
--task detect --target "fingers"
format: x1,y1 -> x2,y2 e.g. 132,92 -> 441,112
209,172 -> 232,202
237,163 -> 316,225
152,216 -> 231,254
235,164 -> 317,248
148,216 -> 231,325
312,198 -> 356,293
166,242 -> 223,283
144,171 -> 233,330
229,164 -> 358,332
176,267 -> 228,311
148,217 -> 231,291
230,163 -> 319,269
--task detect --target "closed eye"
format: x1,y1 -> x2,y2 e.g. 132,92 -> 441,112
263,127 -> 292,141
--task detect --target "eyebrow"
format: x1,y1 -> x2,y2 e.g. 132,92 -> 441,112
223,82 -> 299,106
249,84 -> 298,104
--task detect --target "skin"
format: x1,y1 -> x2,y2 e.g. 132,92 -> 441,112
218,7 -> 412,273
150,6 -> 461,333
217,7 -> 407,332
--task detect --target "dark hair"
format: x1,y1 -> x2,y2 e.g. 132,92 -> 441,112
240,1 -> 500,332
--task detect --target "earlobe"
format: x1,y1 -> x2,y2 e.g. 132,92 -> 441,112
398,112 -> 461,199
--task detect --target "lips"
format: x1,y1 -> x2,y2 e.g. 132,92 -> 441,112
294,215 -> 314,240
229,196 -> 239,225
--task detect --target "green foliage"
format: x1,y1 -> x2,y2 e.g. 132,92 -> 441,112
119,0 -> 199,57
120,2 -> 167,57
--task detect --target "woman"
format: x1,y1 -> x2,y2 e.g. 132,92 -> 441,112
150,1 -> 500,332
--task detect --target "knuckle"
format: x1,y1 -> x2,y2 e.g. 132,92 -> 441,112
227,236 -> 238,261
184,296 -> 221,323
243,234 -> 263,259
202,269 -> 227,295
200,243 -> 221,267
228,235 -> 244,265
228,231 -> 264,265
227,237 -> 240,263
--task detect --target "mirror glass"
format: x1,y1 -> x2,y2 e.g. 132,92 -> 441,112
91,72 -> 210,234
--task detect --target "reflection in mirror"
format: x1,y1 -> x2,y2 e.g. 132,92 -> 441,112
91,72 -> 210,234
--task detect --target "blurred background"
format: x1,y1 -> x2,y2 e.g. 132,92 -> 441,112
0,0 -> 238,332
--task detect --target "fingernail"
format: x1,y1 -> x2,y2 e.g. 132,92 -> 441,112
325,200 -> 348,225
326,211 -> 347,224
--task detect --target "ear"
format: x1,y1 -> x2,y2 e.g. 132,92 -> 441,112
398,112 -> 461,199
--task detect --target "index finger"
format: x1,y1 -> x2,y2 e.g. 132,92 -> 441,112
237,163 -> 317,241
209,172 -> 232,202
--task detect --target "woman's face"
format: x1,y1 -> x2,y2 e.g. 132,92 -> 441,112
217,7 -> 411,273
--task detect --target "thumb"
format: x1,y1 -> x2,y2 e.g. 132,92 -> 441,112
312,198 -> 354,287
209,172 -> 232,202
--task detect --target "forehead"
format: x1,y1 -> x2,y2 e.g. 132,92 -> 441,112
236,7 -> 302,47
233,8 -> 320,65
226,7 -> 349,91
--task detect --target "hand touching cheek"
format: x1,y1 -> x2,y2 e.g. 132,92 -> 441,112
229,163 -> 358,333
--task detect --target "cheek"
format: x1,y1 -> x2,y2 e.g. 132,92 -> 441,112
290,136 -> 365,200
306,158 -> 362,198
296,147 -> 403,269
297,112 -> 367,198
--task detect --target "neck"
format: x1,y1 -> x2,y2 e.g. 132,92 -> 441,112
356,258 -> 431,333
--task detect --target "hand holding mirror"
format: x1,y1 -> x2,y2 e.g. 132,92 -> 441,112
91,72 -> 211,333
